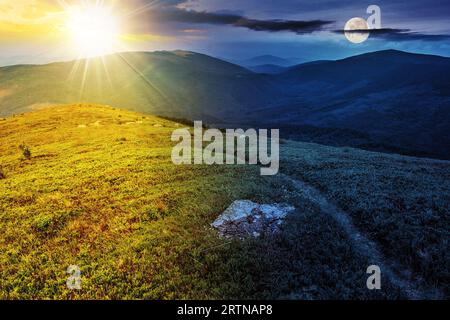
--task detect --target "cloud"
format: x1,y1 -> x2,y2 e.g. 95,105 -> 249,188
148,8 -> 333,34
335,28 -> 450,42
235,18 -> 333,34
128,1 -> 450,41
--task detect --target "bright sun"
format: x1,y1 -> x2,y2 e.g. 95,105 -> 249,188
66,6 -> 120,58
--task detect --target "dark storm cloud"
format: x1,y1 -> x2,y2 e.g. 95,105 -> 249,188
185,0 -> 450,23
234,18 -> 332,34
151,8 -> 333,34
130,0 -> 450,39
335,28 -> 450,42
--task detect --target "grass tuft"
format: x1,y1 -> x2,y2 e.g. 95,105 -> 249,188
19,143 -> 31,160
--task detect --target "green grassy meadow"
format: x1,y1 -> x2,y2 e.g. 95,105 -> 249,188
0,104 -> 448,299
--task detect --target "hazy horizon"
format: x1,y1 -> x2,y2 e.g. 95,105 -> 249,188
1,47 -> 450,69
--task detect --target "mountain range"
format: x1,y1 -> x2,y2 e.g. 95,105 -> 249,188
0,49 -> 449,159
235,55 -> 304,67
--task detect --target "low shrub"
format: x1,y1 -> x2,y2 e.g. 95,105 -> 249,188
32,215 -> 54,233
19,144 -> 31,160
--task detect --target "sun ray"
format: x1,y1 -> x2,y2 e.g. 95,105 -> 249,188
123,0 -> 163,19
100,56 -> 114,91
79,58 -> 90,99
67,58 -> 82,83
117,53 -> 173,108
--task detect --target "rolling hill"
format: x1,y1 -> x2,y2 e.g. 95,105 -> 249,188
247,64 -> 288,74
267,50 -> 450,158
0,51 -> 277,122
0,104 -> 272,299
0,104 -> 448,299
236,55 -> 301,67
0,49 -> 449,159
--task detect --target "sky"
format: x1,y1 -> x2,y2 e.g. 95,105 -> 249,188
0,0 -> 449,66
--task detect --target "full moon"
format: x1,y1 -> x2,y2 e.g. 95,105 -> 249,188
344,17 -> 370,44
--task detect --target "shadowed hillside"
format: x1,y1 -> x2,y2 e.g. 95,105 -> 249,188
267,50 -> 450,158
0,51 -> 276,122
0,50 -> 449,159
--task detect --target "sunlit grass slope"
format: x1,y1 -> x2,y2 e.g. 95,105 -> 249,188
0,104 -> 406,300
0,104 -> 261,299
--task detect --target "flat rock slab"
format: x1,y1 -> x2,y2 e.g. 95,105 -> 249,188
212,200 -> 295,238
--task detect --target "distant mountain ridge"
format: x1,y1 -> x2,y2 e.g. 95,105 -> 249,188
236,55 -> 303,67
0,50 -> 274,122
269,49 -> 450,158
247,64 -> 288,74
1,49 -> 449,159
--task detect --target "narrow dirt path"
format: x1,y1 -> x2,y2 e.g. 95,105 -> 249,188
282,174 -> 431,300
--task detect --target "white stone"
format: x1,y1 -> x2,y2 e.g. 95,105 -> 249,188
211,200 -> 295,238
